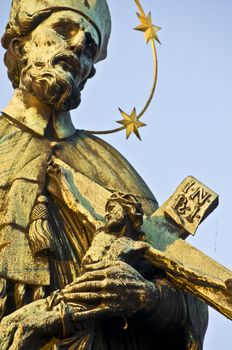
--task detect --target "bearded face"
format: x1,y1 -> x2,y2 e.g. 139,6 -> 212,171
105,201 -> 126,232
21,49 -> 82,112
18,11 -> 98,112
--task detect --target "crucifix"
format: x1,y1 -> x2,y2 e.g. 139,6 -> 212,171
0,0 -> 230,349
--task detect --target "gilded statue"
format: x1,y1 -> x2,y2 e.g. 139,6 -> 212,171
0,1 -> 213,349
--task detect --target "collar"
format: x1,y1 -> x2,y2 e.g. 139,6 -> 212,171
2,89 -> 76,139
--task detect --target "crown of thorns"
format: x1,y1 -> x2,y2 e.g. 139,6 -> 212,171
106,192 -> 144,224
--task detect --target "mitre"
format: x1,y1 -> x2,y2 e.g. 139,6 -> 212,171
2,0 -> 111,63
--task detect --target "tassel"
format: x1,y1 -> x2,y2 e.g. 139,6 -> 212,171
29,195 -> 54,257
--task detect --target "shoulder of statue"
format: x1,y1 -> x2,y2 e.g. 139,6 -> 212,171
60,130 -> 158,216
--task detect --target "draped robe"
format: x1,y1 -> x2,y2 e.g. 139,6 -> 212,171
0,92 -> 208,349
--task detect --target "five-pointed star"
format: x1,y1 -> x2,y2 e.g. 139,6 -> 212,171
117,108 -> 146,140
135,12 -> 161,44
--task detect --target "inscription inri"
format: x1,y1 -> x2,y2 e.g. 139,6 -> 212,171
164,176 -> 219,236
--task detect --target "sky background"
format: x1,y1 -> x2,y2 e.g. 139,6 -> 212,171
0,0 -> 232,348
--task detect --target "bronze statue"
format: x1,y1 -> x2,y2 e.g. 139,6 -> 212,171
0,1 -> 210,349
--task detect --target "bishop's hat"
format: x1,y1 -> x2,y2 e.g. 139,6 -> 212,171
2,0 -> 111,63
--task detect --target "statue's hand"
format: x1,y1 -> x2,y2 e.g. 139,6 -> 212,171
0,299 -> 62,350
59,260 -> 158,319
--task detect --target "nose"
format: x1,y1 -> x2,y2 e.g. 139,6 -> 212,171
69,30 -> 86,56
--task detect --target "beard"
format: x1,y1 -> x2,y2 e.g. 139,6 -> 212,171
20,51 -> 81,112
105,212 -> 126,233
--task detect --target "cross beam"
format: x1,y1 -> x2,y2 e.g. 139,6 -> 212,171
143,176 -> 232,320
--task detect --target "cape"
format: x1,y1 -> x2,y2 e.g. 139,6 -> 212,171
0,115 -> 207,349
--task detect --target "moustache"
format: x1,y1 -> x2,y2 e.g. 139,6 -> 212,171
51,52 -> 81,79
21,51 -> 82,112
32,50 -> 81,80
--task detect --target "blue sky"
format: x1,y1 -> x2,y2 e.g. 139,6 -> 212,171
0,1 -> 232,348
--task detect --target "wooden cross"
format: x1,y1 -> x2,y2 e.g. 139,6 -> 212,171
143,176 -> 232,320
48,158 -> 232,320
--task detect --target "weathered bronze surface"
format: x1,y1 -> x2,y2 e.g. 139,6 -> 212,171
0,1 -> 231,349
142,177 -> 232,320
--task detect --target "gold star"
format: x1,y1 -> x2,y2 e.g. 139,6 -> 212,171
135,12 -> 161,44
117,108 -> 146,140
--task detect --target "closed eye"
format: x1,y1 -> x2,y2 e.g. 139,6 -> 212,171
52,20 -> 98,60
52,20 -> 81,39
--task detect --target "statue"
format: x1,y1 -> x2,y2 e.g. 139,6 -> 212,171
0,1 -> 210,349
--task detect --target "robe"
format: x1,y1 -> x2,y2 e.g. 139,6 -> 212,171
0,99 -> 208,349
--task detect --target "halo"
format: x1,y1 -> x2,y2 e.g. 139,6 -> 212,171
84,0 -> 161,140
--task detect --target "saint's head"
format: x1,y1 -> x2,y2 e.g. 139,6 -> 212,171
1,0 -> 111,112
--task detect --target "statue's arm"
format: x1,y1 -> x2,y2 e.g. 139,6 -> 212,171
0,294 -> 64,349
140,276 -> 188,328
79,233 -> 208,348
134,276 -> 208,349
